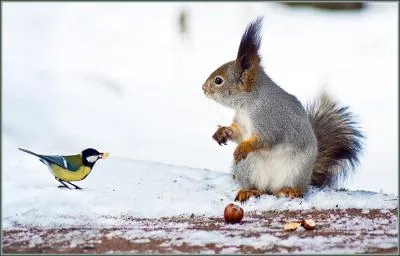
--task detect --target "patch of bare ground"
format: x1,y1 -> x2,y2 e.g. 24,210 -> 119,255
2,208 -> 398,254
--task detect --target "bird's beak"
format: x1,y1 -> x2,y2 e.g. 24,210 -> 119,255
100,152 -> 110,159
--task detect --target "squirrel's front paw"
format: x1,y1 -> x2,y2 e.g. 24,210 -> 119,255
234,143 -> 251,163
212,126 -> 233,145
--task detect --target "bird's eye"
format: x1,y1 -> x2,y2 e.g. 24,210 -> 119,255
214,76 -> 224,86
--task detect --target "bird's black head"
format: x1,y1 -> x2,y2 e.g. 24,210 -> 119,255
81,148 -> 109,168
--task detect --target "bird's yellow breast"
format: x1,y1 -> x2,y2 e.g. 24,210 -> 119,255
49,164 -> 92,181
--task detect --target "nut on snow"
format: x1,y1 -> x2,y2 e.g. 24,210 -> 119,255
224,203 -> 244,224
284,222 -> 301,231
302,219 -> 316,230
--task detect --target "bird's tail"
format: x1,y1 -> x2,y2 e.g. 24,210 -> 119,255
306,93 -> 364,188
18,148 -> 41,158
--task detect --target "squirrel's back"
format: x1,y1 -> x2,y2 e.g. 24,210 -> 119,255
255,69 -> 364,188
250,69 -> 317,150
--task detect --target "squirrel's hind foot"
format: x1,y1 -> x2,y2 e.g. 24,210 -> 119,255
274,187 -> 304,199
235,189 -> 263,203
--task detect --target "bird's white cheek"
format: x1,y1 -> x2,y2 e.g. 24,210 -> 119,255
86,156 -> 98,163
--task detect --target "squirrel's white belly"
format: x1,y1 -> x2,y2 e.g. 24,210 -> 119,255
232,144 -> 314,192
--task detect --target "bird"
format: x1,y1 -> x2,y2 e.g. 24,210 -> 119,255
18,147 -> 109,189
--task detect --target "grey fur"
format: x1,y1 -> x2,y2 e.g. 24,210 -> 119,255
222,68 -> 318,192
220,68 -> 317,149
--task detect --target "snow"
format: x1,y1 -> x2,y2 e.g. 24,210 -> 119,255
28,235 -> 42,248
2,137 -> 398,228
2,0 -> 398,235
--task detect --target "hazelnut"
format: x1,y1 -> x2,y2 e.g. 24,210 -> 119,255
302,219 -> 316,230
224,203 -> 244,224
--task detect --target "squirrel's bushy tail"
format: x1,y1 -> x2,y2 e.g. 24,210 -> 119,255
306,93 -> 364,187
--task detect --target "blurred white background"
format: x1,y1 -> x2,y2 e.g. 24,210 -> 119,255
2,2 -> 398,194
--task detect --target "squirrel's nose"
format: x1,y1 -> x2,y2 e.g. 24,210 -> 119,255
202,82 -> 209,92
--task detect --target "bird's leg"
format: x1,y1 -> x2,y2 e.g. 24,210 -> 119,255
56,178 -> 71,189
65,181 -> 82,190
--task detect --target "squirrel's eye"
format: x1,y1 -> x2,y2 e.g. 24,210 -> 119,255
214,76 -> 224,85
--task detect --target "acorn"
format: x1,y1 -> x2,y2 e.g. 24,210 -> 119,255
301,219 -> 316,230
224,203 -> 244,224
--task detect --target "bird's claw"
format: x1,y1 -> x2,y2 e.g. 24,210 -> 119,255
58,185 -> 71,189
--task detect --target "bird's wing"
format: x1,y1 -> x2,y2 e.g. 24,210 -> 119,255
40,154 -> 80,172
63,154 -> 84,171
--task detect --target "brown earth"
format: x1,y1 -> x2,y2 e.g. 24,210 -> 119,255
2,208 -> 398,254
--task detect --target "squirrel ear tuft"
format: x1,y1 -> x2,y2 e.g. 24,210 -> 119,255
236,16 -> 263,71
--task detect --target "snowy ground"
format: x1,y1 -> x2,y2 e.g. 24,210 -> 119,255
3,208 -> 398,254
2,148 -> 399,253
2,1 -> 399,253
2,141 -> 399,253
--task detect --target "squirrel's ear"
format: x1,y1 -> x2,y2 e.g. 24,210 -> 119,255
235,16 -> 263,71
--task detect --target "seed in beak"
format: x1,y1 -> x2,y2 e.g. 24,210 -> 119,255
101,152 -> 110,159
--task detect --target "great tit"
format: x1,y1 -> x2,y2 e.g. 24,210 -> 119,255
18,148 -> 109,189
